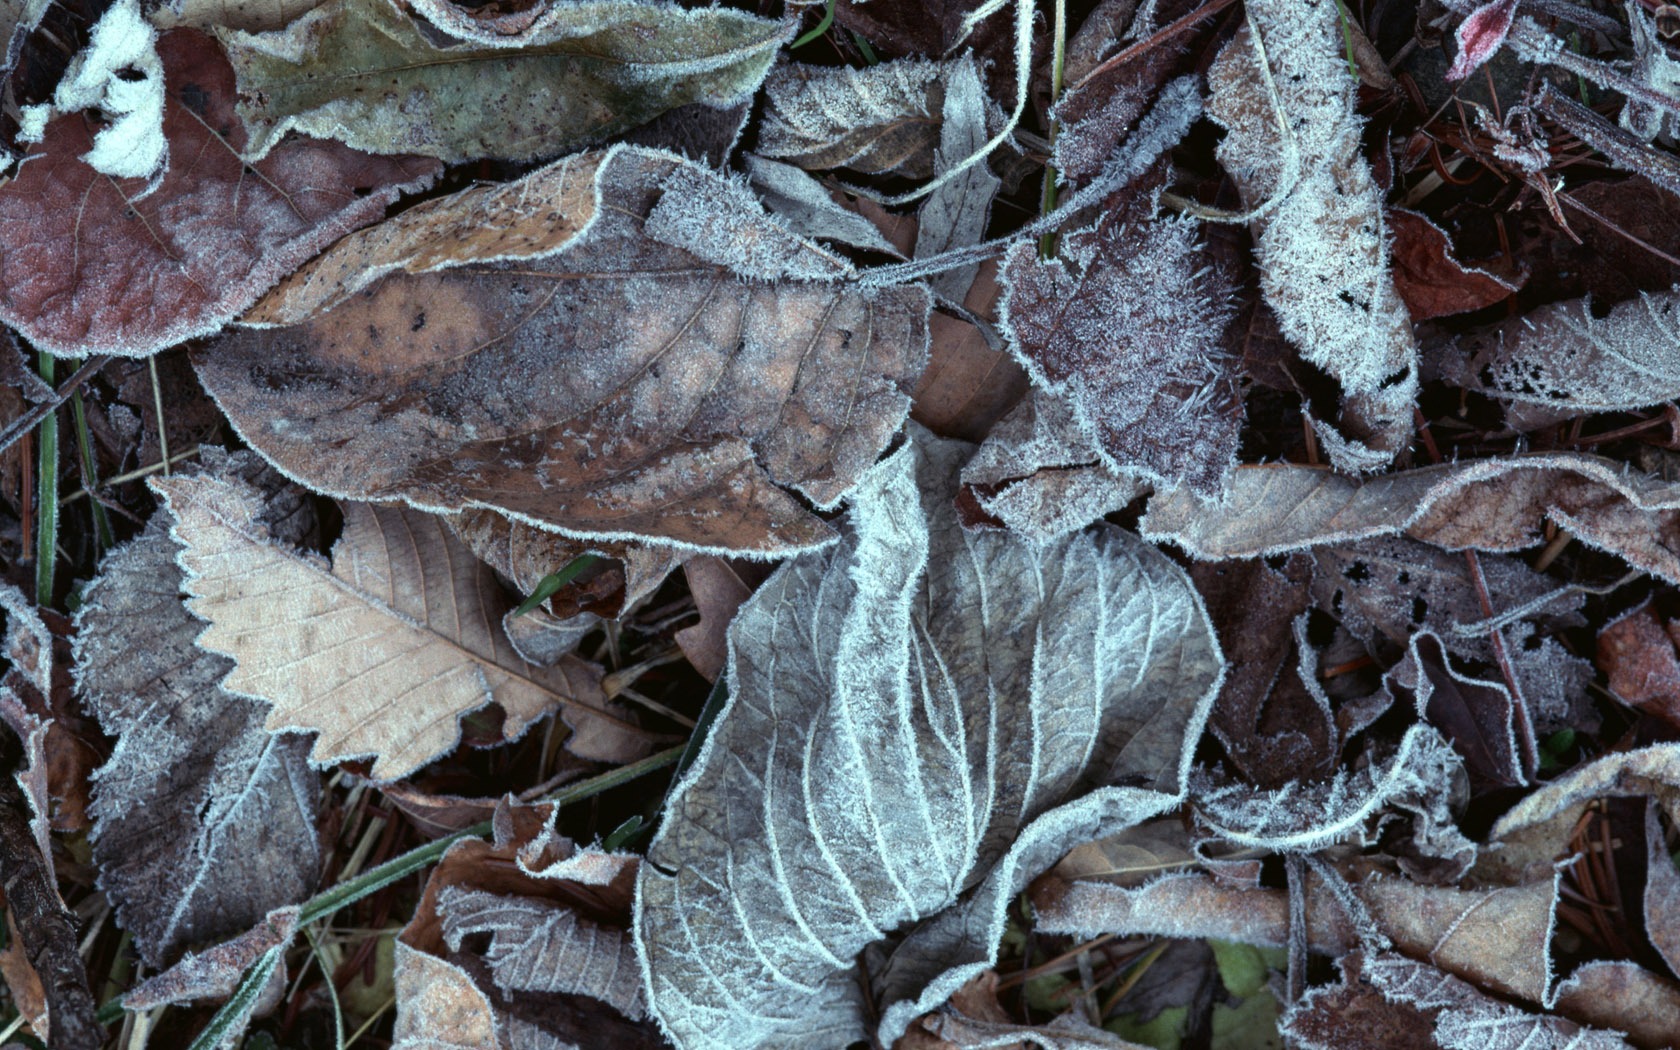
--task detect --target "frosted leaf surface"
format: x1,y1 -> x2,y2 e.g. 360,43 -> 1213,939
439,888 -> 644,1020
1000,181 -> 1239,497
961,390 -> 1146,544
744,156 -> 902,256
644,163 -> 850,280
74,452 -> 320,967
222,0 -> 787,164
1207,0 -> 1418,471
1143,453 -> 1680,584
635,426 -> 1224,1050
914,52 -> 1000,304
0,29 -> 437,358
154,466 -> 653,781
757,58 -> 945,177
1452,288 -> 1680,413
197,146 -> 929,555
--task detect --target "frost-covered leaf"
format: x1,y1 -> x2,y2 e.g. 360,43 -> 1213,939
745,156 -> 902,256
148,0 -> 322,31
222,0 -> 786,164
1142,454 -> 1680,584
1598,602 -> 1680,729
1445,0 -> 1519,82
393,943 -> 506,1050
124,906 -> 299,1009
1284,952 -> 1635,1050
1000,168 -> 1239,497
197,146 -> 930,555
1207,0 -> 1418,471
1192,724 -> 1467,853
1493,745 -> 1680,839
438,887 -> 644,1020
915,53 -> 999,305
757,58 -> 945,177
0,28 -> 437,358
1450,288 -> 1680,414
671,556 -> 754,683
961,390 -> 1147,544
1642,801 -> 1680,979
635,426 -> 1224,1050
153,466 -> 652,781
74,453 -> 320,967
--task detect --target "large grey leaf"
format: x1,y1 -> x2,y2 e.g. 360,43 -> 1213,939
634,426 -> 1224,1050
222,0 -> 787,164
74,451 -> 320,967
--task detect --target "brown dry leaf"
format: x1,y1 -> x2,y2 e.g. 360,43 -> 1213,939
1597,602 -> 1680,730
392,944 -> 506,1050
123,906 -> 299,1009
1388,208 -> 1520,321
74,452 -> 322,967
1642,801 -> 1680,979
1142,454 -> 1680,583
0,29 -> 438,358
672,556 -> 754,682
1207,0 -> 1418,471
909,260 -> 1031,443
1047,817 -> 1199,888
960,390 -> 1146,544
1283,951 -> 1635,1050
1551,961 -> 1680,1050
1493,745 -> 1680,839
1191,555 -> 1334,788
153,465 -> 652,781
197,146 -> 929,556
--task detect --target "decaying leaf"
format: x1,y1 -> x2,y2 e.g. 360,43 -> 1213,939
222,0 -> 787,164
1207,0 -> 1418,471
1001,163 -> 1239,497
153,464 -> 651,781
757,57 -> 946,177
1142,453 -> 1680,585
123,906 -> 299,1009
0,28 -> 438,357
1450,288 -> 1680,415
1598,602 -> 1680,729
1388,208 -> 1519,321
74,453 -> 321,966
197,146 -> 930,555
635,427 -> 1225,1050
745,155 -> 903,256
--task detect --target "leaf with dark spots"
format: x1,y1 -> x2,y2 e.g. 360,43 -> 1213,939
197,146 -> 930,556
0,29 -> 438,358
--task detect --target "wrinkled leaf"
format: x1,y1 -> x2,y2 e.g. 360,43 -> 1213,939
153,465 -> 650,781
744,155 -> 902,256
915,53 -> 999,304
635,426 -> 1224,1050
74,453 -> 321,966
198,146 -> 930,555
222,0 -> 787,164
0,29 -> 437,358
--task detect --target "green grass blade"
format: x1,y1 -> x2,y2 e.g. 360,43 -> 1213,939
511,554 -> 598,618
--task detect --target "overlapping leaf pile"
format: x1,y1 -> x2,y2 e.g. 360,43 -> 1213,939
4,0 -> 1680,1047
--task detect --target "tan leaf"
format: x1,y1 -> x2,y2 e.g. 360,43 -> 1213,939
1143,454 -> 1680,584
1493,745 -> 1680,839
671,556 -> 754,682
154,467 -> 651,781
197,146 -> 930,555
392,943 -> 506,1050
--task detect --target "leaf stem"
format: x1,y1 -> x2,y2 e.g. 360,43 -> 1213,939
1038,0 -> 1068,260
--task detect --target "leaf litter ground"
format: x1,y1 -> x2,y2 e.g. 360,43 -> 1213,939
5,0 -> 1680,1048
